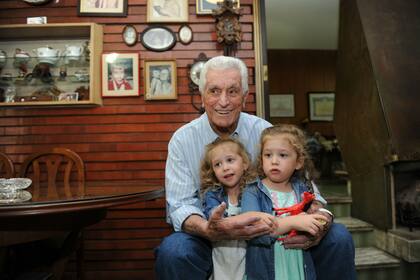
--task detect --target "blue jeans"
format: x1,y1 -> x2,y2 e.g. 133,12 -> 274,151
155,223 -> 356,280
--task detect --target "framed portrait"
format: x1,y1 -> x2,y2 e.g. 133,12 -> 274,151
78,0 -> 128,17
140,26 -> 177,52
308,92 -> 335,121
144,60 -> 177,100
58,92 -> 79,101
269,94 -> 295,117
102,53 -> 139,97
122,25 -> 138,46
196,0 -> 240,15
178,24 -> 193,45
147,0 -> 188,22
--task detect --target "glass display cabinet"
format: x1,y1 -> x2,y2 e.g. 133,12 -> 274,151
0,23 -> 103,106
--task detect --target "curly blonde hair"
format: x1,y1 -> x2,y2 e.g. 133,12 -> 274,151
200,137 -> 255,196
255,124 -> 318,187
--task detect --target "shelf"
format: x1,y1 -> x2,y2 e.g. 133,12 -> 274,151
0,23 -> 103,107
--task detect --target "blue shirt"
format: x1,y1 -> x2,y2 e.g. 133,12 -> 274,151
165,112 -> 271,231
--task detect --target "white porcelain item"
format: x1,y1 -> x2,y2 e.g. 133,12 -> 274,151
64,45 -> 83,57
34,46 -> 60,58
0,178 -> 32,192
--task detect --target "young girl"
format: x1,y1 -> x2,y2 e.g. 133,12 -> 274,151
200,137 -> 273,280
241,124 -> 329,280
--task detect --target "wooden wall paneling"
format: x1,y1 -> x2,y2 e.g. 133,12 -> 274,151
267,49 -> 337,137
0,0 -> 259,279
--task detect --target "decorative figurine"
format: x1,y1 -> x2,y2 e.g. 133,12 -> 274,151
59,65 -> 67,81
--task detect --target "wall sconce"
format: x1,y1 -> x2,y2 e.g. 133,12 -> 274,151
213,0 -> 242,56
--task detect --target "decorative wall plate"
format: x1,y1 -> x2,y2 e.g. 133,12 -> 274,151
141,26 -> 176,52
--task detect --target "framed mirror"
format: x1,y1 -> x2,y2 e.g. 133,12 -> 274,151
122,25 -> 138,46
140,26 -> 176,52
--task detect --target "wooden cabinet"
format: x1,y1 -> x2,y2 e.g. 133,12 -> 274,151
0,23 -> 103,106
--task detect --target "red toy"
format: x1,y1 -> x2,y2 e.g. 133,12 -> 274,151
273,191 -> 315,241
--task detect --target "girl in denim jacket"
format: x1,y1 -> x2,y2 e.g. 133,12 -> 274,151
201,137 -> 274,280
241,125 -> 328,280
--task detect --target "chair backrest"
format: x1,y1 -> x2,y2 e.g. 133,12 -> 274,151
0,152 -> 15,178
19,148 -> 85,200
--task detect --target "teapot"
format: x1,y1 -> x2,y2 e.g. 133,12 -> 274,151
33,46 -> 60,65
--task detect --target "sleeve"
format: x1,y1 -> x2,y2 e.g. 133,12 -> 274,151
165,135 -> 204,232
312,181 -> 327,205
241,186 -> 274,246
202,190 -> 225,219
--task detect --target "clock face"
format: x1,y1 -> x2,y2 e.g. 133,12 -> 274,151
22,0 -> 52,5
190,61 -> 205,86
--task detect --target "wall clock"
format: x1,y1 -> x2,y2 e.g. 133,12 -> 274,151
188,52 -> 209,113
22,0 -> 52,5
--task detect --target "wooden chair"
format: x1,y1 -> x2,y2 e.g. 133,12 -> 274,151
0,152 -> 15,178
15,148 -> 86,280
20,147 -> 85,201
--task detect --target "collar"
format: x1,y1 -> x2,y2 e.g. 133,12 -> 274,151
201,112 -> 242,140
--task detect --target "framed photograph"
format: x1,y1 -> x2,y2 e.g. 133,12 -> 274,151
58,92 -> 79,101
141,26 -> 177,52
196,0 -> 240,15
269,94 -> 295,117
144,60 -> 177,100
178,24 -> 193,45
102,53 -> 139,97
308,92 -> 335,121
78,0 -> 128,17
122,25 -> 138,46
147,0 -> 188,22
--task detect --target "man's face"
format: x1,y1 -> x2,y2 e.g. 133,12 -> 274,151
202,68 -> 247,136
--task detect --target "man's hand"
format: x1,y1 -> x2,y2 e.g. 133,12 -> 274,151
282,209 -> 332,249
206,202 -> 274,241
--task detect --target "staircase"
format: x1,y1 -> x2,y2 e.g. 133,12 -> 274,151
318,178 -> 420,280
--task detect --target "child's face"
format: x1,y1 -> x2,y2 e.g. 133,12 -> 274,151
261,134 -> 303,185
111,66 -> 125,83
152,70 -> 160,78
210,142 -> 248,189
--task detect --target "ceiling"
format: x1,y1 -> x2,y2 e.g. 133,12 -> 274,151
265,0 -> 340,50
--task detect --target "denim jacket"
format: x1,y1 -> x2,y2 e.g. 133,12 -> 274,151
241,178 -> 321,280
202,186 -> 235,219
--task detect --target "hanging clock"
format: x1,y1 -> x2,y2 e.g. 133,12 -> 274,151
188,53 -> 209,113
22,0 -> 52,5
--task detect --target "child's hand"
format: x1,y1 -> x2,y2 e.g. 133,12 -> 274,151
241,211 -> 277,233
291,213 -> 328,236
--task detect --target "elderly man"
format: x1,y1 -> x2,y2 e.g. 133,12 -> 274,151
155,56 -> 355,279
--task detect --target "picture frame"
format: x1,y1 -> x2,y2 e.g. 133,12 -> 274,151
196,0 -> 240,15
122,25 -> 138,46
144,60 -> 177,100
308,92 -> 335,121
102,53 -> 139,97
178,24 -> 193,45
78,0 -> 128,17
140,26 -> 177,52
269,94 -> 295,117
147,0 -> 188,22
58,92 -> 79,101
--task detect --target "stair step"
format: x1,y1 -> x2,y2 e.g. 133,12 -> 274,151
336,217 -> 375,247
325,195 -> 352,217
356,247 -> 402,280
355,247 -> 400,269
